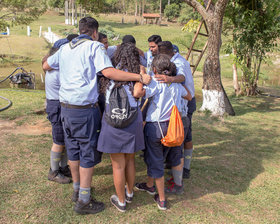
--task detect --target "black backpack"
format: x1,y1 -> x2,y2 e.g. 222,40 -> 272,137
104,84 -> 138,129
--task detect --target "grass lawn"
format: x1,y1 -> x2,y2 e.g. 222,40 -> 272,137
0,11 -> 280,224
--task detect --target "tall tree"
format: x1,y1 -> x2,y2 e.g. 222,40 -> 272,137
0,0 -> 46,31
185,0 -> 235,116
225,0 -> 280,96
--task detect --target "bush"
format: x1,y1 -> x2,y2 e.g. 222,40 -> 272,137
98,25 -> 120,40
164,3 -> 180,21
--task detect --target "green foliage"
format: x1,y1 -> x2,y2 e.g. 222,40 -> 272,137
48,0 -> 64,8
77,0 -> 104,13
0,0 -> 47,32
181,19 -> 200,32
225,0 -> 280,95
164,3 -> 180,21
98,25 -> 120,40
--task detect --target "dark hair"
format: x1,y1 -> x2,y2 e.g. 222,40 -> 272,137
66,34 -> 79,41
152,54 -> 177,77
99,43 -> 140,95
98,32 -> 107,42
122,35 -> 136,44
158,41 -> 174,56
79,17 -> 99,36
49,47 -> 59,56
148,35 -> 162,44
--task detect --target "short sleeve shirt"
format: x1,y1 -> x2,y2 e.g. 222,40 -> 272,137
45,69 -> 60,100
47,40 -> 113,105
144,77 -> 187,122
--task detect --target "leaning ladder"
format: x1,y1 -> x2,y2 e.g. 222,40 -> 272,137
185,0 -> 212,75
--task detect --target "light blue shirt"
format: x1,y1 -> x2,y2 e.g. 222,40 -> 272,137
107,45 -> 117,59
145,50 -> 154,76
105,80 -> 139,107
171,52 -> 195,98
47,40 -> 113,105
45,69 -> 60,100
144,77 -> 187,122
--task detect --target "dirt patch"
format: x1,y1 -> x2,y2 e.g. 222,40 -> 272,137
0,118 -> 51,136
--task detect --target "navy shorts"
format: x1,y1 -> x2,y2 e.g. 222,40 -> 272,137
61,105 -> 102,168
46,99 -> 64,145
144,121 -> 183,178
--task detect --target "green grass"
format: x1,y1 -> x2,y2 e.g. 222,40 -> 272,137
0,72 -> 280,223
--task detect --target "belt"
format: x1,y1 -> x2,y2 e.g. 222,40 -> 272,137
61,102 -> 98,109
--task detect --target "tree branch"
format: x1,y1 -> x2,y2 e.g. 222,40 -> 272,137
185,0 -> 209,20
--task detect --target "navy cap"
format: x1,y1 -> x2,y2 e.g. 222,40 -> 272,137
53,38 -> 69,48
173,44 -> 179,53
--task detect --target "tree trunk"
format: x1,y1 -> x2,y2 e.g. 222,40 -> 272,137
72,0 -> 75,25
65,0 -> 69,25
135,0 -> 138,16
232,47 -> 241,95
200,13 -> 235,116
142,0 -> 145,15
75,1 -> 77,24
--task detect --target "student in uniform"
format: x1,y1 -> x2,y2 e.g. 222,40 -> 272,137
158,41 -> 196,179
145,35 -> 162,76
97,43 -> 145,212
42,17 -> 151,215
134,54 -> 191,210
43,35 -> 78,184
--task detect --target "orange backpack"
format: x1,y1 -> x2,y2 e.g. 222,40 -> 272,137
160,104 -> 184,147
156,83 -> 185,147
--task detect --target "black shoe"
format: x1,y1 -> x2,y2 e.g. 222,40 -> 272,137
60,165 -> 72,178
183,168 -> 190,179
153,194 -> 167,210
110,195 -> 126,212
74,198 -> 105,215
134,182 -> 156,195
72,190 -> 79,202
48,168 -> 71,184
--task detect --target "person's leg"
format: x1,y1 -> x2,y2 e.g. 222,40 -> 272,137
155,177 -> 165,201
183,114 -> 193,178
125,153 -> 135,195
172,158 -> 184,186
79,166 -> 94,203
50,143 -> 64,171
110,153 -> 126,203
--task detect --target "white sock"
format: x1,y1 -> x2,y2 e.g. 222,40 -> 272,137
126,191 -> 133,197
117,197 -> 126,206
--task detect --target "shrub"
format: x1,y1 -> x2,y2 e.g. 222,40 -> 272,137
164,3 -> 180,21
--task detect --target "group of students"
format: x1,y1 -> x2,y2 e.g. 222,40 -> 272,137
42,16 -> 195,215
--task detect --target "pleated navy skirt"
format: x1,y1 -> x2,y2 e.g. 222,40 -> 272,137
97,108 -> 145,154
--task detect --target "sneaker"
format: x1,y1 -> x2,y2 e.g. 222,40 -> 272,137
72,190 -> 79,202
165,177 -> 175,185
165,182 -> 184,195
60,165 -> 72,178
183,168 -> 190,179
134,182 -> 156,195
125,187 -> 133,204
153,194 -> 167,210
110,195 -> 126,212
48,168 -> 71,184
74,198 -> 105,215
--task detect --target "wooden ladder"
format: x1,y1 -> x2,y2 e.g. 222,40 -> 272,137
185,0 -> 212,75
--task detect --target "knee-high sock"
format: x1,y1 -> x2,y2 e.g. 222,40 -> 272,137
183,148 -> 193,170
172,169 -> 183,186
59,148 -> 68,168
50,151 -> 61,171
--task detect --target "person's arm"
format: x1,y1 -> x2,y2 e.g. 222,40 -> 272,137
154,74 -> 185,83
101,67 -> 151,85
42,61 -> 52,71
182,84 -> 192,101
133,82 -> 145,98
